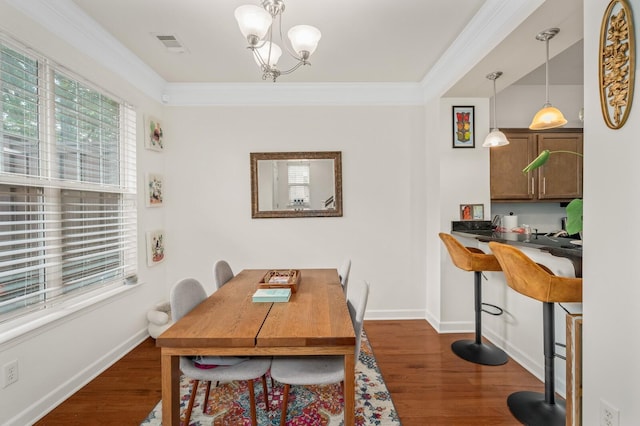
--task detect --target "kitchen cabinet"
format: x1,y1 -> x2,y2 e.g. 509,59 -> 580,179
490,129 -> 583,202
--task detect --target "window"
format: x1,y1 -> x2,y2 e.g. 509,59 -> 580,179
287,161 -> 310,207
0,35 -> 137,320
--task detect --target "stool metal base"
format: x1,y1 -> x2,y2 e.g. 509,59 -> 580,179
507,391 -> 566,426
451,339 -> 508,366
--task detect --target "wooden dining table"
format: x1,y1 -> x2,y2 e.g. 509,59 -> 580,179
156,268 -> 356,425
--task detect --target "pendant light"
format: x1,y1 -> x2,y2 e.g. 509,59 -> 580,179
483,71 -> 510,147
529,28 -> 567,130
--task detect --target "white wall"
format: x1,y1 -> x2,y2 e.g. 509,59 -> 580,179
162,105 -> 427,319
497,84 -> 584,129
583,0 -> 640,423
0,4 -> 168,425
428,97 -> 491,329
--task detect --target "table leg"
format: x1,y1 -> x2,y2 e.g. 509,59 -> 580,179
344,353 -> 355,426
161,351 -> 180,425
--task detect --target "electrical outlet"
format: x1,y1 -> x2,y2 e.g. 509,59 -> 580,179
600,399 -> 620,426
3,360 -> 18,388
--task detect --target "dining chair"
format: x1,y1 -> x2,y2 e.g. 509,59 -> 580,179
270,279 -> 369,426
338,258 -> 351,295
170,277 -> 271,426
213,259 -> 234,289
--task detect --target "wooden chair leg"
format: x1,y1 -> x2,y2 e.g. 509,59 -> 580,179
203,381 -> 212,414
184,379 -> 199,426
280,383 -> 290,426
248,379 -> 257,426
261,375 -> 269,409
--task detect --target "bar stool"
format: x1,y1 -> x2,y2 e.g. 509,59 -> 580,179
439,233 -> 508,366
488,242 -> 582,426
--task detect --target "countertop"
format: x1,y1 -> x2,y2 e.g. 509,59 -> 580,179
451,229 -> 582,256
450,223 -> 582,277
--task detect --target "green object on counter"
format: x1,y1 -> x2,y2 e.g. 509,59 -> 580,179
565,198 -> 583,235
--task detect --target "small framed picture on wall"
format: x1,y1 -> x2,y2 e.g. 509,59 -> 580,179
146,173 -> 164,207
452,106 -> 475,148
145,116 -> 164,151
146,229 -> 165,266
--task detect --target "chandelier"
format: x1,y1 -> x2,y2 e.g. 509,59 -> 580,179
234,0 -> 321,82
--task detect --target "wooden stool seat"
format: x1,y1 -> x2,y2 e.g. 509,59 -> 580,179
439,233 -> 508,366
489,242 -> 582,426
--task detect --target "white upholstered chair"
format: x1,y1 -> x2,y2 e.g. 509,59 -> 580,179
213,259 -> 234,289
170,278 -> 271,426
269,279 -> 369,426
338,258 -> 351,296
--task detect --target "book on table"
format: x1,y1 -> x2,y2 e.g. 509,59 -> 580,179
252,288 -> 291,303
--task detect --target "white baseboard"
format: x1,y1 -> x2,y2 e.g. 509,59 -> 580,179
7,328 -> 149,426
364,309 -> 425,320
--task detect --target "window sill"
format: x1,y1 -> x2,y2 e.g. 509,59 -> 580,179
0,282 -> 143,348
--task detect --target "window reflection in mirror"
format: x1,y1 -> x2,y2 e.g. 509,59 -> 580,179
250,151 -> 342,218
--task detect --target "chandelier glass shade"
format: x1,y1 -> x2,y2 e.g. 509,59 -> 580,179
483,71 -> 509,147
529,28 -> 567,130
254,42 -> 282,67
235,0 -> 321,82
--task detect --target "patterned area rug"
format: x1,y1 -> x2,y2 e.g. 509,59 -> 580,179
141,331 -> 400,425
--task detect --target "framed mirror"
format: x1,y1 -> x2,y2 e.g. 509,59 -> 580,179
250,151 -> 343,218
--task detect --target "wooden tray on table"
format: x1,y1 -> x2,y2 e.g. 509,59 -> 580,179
258,269 -> 301,293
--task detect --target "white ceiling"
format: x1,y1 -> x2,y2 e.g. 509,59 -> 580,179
444,0 -> 584,97
66,0 -> 583,92
70,0 -> 486,84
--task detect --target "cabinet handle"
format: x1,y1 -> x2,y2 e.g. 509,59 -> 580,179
543,177 -> 546,194
531,177 -> 535,195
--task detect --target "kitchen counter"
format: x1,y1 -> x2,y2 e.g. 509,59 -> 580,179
451,223 -> 582,277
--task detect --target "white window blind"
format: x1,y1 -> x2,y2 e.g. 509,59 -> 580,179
287,161 -> 310,206
0,35 -> 137,320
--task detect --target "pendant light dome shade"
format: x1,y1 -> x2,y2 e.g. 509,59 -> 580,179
529,28 -> 567,130
483,71 -> 509,147
483,129 -> 509,147
529,104 -> 568,130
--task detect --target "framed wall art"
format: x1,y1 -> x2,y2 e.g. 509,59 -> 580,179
146,172 -> 164,207
452,106 -> 475,148
146,229 -> 165,266
145,116 -> 164,151
599,0 -> 635,129
460,204 -> 484,221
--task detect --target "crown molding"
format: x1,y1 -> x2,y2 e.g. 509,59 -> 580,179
5,0 -> 166,103
162,82 -> 424,106
6,0 -> 544,107
420,0 -> 546,102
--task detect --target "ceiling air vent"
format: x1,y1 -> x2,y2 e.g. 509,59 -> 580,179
154,34 -> 187,53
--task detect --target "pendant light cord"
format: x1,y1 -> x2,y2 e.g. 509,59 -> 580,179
545,37 -> 550,105
492,77 -> 497,130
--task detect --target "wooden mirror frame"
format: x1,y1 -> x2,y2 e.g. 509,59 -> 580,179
250,151 -> 343,218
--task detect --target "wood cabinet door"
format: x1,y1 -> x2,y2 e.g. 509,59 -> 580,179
490,132 -> 536,200
536,133 -> 583,200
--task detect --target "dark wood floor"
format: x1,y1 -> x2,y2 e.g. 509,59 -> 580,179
35,320 -> 543,425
